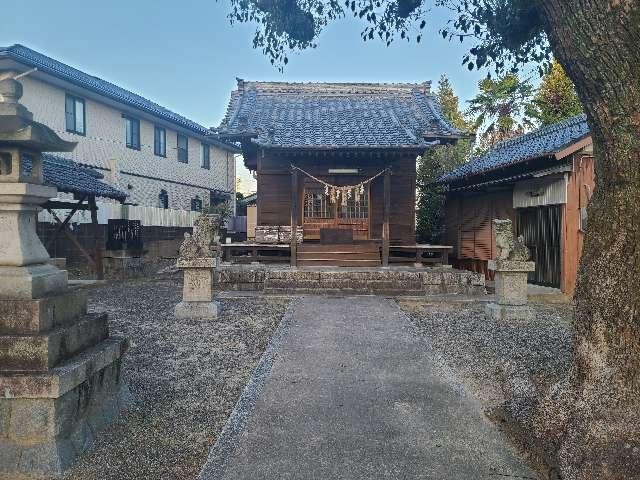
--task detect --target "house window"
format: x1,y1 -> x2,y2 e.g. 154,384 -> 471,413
177,134 -> 188,163
201,143 -> 210,169
191,196 -> 203,212
124,116 -> 140,150
159,189 -> 169,209
65,94 -> 85,135
154,126 -> 166,157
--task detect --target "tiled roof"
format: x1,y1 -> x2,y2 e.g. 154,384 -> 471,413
440,114 -> 590,183
23,154 -> 127,201
238,192 -> 257,207
217,79 -> 467,148
0,44 -> 239,152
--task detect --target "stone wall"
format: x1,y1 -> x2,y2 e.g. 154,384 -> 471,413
215,266 -> 485,296
19,76 -> 236,211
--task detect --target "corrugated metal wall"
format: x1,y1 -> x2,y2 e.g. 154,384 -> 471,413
516,205 -> 562,288
513,175 -> 567,208
38,202 -> 201,227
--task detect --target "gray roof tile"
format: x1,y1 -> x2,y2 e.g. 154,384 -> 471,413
439,114 -> 589,183
23,154 -> 127,201
217,80 -> 466,148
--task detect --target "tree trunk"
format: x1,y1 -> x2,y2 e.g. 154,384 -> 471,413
532,1 -> 640,478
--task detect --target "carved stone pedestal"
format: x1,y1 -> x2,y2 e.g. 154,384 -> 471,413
485,259 -> 536,321
174,258 -> 219,319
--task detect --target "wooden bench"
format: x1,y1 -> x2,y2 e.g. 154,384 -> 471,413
388,245 -> 453,266
221,243 -> 291,264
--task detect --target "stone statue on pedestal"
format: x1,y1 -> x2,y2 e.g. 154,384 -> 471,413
178,214 -> 221,260
494,219 -> 530,262
174,213 -> 222,319
485,219 -> 536,321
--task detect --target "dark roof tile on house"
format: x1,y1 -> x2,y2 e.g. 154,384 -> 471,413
440,114 -> 590,184
0,44 -> 239,152
238,192 -> 257,207
23,154 -> 127,201
217,80 -> 467,148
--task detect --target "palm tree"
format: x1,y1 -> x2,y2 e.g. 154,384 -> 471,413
467,74 -> 535,151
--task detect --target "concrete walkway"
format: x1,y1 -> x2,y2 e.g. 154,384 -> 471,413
200,296 -> 538,480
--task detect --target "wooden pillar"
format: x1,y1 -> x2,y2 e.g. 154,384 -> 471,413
290,168 -> 298,267
382,168 -> 391,267
442,249 -> 449,266
88,195 -> 104,280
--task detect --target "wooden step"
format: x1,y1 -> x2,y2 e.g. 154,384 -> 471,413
298,259 -> 381,267
298,249 -> 380,255
297,242 -> 381,267
297,252 -> 380,260
298,244 -> 380,253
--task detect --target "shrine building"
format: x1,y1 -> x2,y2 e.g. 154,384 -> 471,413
217,80 -> 466,266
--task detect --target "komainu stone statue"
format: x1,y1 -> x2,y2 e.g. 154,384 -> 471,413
175,214 -> 222,319
486,219 -> 535,321
179,214 -> 221,260
494,219 -> 530,262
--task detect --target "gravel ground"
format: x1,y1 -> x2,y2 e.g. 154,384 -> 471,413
62,276 -> 290,480
398,298 -> 575,476
397,299 -> 574,414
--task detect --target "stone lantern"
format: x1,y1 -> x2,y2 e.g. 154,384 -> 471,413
0,75 -> 75,295
0,74 -> 129,477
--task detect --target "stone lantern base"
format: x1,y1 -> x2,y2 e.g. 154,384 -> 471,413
485,259 -> 536,321
0,181 -> 129,479
0,286 -> 129,479
174,258 -> 219,319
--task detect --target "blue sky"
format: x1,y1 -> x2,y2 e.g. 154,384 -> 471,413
0,0 -> 496,125
1,0 -> 528,192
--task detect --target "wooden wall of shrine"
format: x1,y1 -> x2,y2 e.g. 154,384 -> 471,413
255,148 -> 420,245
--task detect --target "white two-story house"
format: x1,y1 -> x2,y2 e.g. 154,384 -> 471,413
0,44 -> 239,216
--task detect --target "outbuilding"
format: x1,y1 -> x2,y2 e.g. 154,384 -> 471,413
439,114 -> 593,294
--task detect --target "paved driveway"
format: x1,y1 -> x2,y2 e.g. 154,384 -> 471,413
200,296 -> 538,480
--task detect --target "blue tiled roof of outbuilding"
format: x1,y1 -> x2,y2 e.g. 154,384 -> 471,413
22,154 -> 127,202
439,114 -> 590,183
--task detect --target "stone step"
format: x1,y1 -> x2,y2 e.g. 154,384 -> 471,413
264,287 -> 426,295
0,313 -> 109,372
263,269 -> 485,295
0,289 -> 88,335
